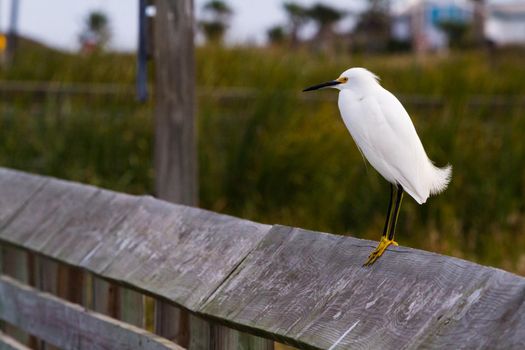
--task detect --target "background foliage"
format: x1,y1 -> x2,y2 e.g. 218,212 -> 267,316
1,41 -> 525,273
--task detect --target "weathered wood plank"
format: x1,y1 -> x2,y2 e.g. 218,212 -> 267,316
153,0 -> 197,205
188,315 -> 210,350
274,344 -> 297,350
34,256 -> 58,295
73,194 -> 270,311
120,288 -> 144,328
0,331 -> 31,350
92,276 -> 120,317
0,176 -> 102,254
0,168 -> 48,228
0,168 -> 272,347
0,275 -> 184,350
145,296 -> 156,332
405,271 -> 525,349
1,247 -> 30,346
151,0 -> 198,340
57,264 -> 84,304
31,255 -> 58,350
210,325 -> 274,350
237,333 -> 275,350
1,168 -> 525,349
0,169 -> 268,312
201,225 -> 525,349
1,246 -> 28,284
155,304 -> 189,344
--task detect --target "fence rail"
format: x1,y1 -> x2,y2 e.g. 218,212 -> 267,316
0,167 -> 524,349
1,80 -> 525,107
0,275 -> 182,350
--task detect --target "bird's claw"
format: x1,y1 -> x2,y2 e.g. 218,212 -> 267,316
363,236 -> 398,267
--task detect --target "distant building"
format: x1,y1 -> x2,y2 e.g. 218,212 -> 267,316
392,0 -> 474,52
485,1 -> 525,46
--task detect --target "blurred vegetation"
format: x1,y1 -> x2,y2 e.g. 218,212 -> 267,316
199,0 -> 234,44
439,20 -> 470,49
1,41 -> 525,274
78,10 -> 111,52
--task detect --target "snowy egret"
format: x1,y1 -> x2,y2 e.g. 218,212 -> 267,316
303,68 -> 451,266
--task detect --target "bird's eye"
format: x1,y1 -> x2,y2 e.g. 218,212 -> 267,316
340,77 -> 349,83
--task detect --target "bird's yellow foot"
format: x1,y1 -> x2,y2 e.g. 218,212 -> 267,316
363,236 -> 398,266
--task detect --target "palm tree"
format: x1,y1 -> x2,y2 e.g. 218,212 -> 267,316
354,0 -> 391,52
439,20 -> 469,49
79,11 -> 111,52
199,0 -> 233,44
267,26 -> 286,46
306,3 -> 345,49
283,2 -> 308,47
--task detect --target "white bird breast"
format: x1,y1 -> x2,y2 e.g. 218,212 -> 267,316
337,87 -> 433,204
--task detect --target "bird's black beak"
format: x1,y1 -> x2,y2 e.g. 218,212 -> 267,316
303,80 -> 341,92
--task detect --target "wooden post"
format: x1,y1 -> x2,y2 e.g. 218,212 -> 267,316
153,0 -> 197,205
119,288 -> 144,328
92,276 -> 120,318
153,0 -> 197,346
33,256 -> 59,350
56,265 -> 84,305
210,325 -> 275,350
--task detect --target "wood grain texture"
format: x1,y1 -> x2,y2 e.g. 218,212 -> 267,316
120,288 -> 144,328
34,256 -> 58,295
0,275 -> 184,350
0,169 -> 47,350
0,331 -> 31,350
188,315 -> 210,350
202,225 -> 525,350
153,0 -> 197,340
209,325 -> 274,350
153,0 -> 197,205
0,167 -> 269,304
0,246 -> 30,346
1,168 -> 525,349
154,303 -> 189,345
0,168 -> 48,229
92,276 -> 120,317
31,255 -> 58,350
57,265 -> 84,304
89,195 -> 270,311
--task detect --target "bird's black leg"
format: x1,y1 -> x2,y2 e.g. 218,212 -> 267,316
364,184 -> 400,266
382,184 -> 395,238
388,184 -> 404,241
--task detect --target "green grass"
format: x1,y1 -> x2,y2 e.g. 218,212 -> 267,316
1,44 -> 525,274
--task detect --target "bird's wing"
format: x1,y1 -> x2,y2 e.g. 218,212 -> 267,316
376,88 -> 427,156
339,90 -> 400,182
371,89 -> 431,203
339,89 -> 430,203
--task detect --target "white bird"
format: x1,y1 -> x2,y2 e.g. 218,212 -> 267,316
303,67 -> 451,266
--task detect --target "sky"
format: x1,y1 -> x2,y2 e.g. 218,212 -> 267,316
0,0 -> 366,51
0,0 -> 516,51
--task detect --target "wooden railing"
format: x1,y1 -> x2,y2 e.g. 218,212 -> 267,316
0,167 -> 524,349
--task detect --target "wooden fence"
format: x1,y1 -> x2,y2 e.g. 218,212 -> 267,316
0,167 -> 524,349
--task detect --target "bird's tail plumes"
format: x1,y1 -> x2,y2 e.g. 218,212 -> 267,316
429,163 -> 452,195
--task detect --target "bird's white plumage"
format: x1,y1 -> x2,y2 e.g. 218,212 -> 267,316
335,68 -> 451,204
